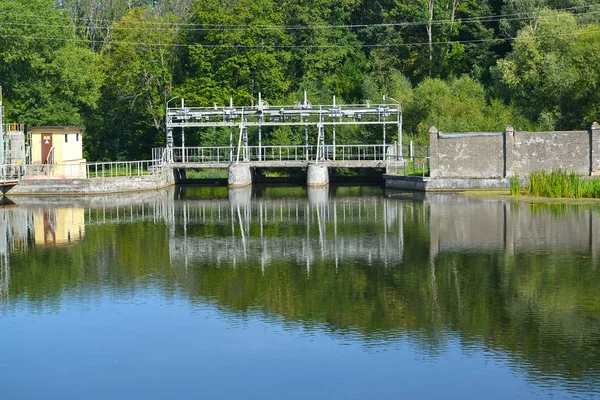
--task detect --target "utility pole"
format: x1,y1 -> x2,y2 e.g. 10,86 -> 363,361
0,86 -> 5,165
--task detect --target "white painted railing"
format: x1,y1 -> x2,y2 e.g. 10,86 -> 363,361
386,155 -> 430,177
158,144 -> 392,164
0,164 -> 23,183
2,160 -> 163,180
172,146 -> 233,163
85,160 -> 162,178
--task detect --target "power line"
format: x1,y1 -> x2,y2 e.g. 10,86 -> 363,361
0,3 -> 597,31
0,30 -> 592,49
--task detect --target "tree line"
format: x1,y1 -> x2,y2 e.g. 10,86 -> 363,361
0,0 -> 599,160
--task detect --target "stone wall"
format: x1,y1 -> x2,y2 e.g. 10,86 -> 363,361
429,123 -> 600,179
430,132 -> 504,178
506,128 -> 589,177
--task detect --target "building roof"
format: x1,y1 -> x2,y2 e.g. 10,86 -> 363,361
29,126 -> 85,132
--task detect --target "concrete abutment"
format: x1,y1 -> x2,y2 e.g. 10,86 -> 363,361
227,163 -> 253,187
306,163 -> 329,187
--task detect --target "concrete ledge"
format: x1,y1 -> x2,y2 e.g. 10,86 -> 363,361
5,170 -> 174,196
384,175 -> 510,192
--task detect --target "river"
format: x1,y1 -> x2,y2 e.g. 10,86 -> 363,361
0,186 -> 599,399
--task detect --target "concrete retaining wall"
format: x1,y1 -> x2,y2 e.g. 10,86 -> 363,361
506,129 -> 589,177
384,175 -> 510,192
6,167 -> 174,196
429,123 -> 600,179
431,132 -> 504,178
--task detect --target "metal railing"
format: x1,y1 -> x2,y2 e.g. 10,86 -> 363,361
156,144 -> 392,164
86,160 -> 162,178
386,155 -> 430,177
327,144 -> 386,161
172,146 -> 234,163
2,160 -> 164,181
1,164 -> 23,183
249,145 -> 316,162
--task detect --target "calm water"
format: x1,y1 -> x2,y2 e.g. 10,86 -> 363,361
1,186 -> 599,399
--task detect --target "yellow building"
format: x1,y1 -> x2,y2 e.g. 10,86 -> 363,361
29,126 -> 86,177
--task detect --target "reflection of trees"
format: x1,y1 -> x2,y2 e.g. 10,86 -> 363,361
1,193 -> 600,385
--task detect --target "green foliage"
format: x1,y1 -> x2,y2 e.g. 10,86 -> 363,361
1,0 -> 599,160
493,10 -> 600,129
0,0 -> 103,126
510,177 -> 521,196
518,170 -> 600,198
405,76 -> 525,136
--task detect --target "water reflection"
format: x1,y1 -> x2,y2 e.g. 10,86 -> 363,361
0,187 -> 599,396
172,186 -> 405,271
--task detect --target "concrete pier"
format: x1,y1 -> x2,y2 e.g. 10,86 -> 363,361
306,163 -> 329,186
227,163 -> 253,187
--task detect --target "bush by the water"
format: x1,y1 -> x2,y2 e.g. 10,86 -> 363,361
518,171 -> 600,199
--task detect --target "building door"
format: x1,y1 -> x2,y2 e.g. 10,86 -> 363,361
41,134 -> 53,164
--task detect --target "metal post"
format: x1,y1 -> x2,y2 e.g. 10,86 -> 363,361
383,123 -> 386,160
166,128 -> 173,163
0,87 -> 4,166
236,123 -> 244,164
333,124 -> 336,161
258,93 -> 263,161
230,126 -> 233,162
165,96 -> 179,164
316,123 -> 325,163
181,98 -> 186,163
243,126 -> 249,162
399,107 -> 403,157
258,125 -> 262,162
305,123 -> 309,161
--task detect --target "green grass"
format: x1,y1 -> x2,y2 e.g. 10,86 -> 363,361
515,170 -> 600,199
510,177 -> 520,196
395,158 -> 430,177
184,169 -> 228,179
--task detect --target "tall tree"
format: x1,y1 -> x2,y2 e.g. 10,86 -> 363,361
0,0 -> 103,126
88,6 -> 180,159
493,10 -> 600,129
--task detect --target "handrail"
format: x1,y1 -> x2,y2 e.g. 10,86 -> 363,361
162,144 -> 391,163
13,159 -> 163,179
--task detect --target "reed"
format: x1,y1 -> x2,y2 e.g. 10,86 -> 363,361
517,170 -> 600,199
510,177 -> 520,196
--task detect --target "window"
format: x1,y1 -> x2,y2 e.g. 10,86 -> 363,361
65,134 -> 68,143
76,133 -> 79,142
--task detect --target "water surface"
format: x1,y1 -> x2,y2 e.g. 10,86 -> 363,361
1,186 -> 599,399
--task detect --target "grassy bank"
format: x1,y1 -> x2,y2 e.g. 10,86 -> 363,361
512,171 -> 600,199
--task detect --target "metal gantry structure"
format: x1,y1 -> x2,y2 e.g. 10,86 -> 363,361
165,92 -> 402,164
0,87 -> 4,167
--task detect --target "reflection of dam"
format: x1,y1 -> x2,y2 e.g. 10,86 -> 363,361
0,206 -> 33,300
3,189 -> 599,277
171,186 -> 406,269
425,195 -> 600,258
